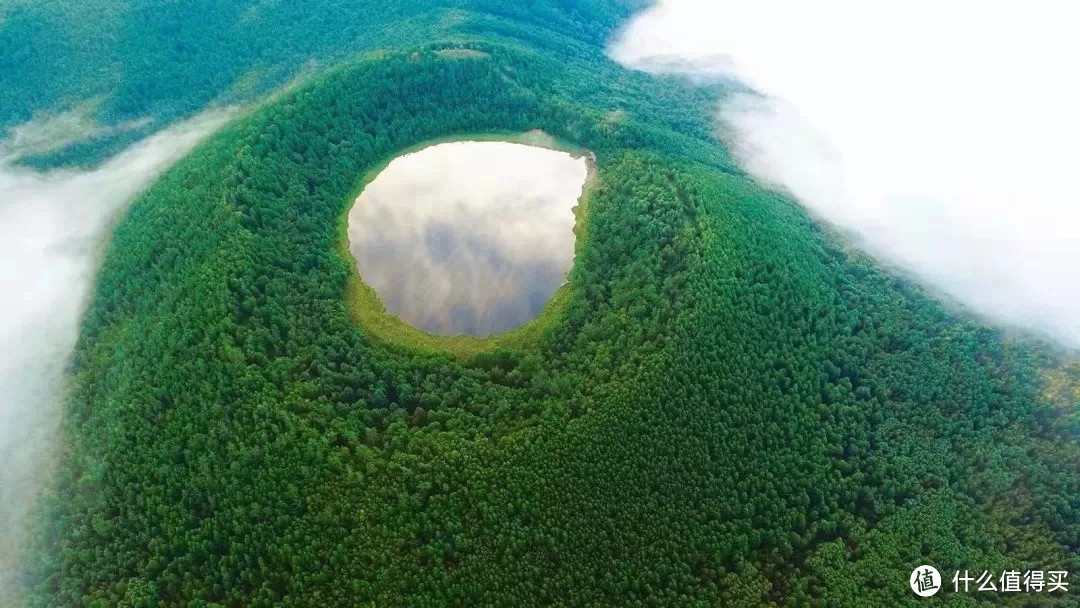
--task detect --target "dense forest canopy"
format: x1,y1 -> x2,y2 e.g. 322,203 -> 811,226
5,2 -> 1079,607
0,0 -> 658,167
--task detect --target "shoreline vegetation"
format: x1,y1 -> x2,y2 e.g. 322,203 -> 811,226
336,131 -> 597,360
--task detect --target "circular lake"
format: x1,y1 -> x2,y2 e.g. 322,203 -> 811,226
347,140 -> 590,337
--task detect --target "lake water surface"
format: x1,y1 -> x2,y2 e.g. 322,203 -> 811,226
347,140 -> 589,337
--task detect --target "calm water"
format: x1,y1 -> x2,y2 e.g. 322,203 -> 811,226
347,140 -> 589,337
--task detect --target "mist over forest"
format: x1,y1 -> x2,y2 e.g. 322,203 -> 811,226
0,109 -> 231,600
610,0 -> 1080,350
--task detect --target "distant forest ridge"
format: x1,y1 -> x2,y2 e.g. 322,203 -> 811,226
0,0 -> 644,132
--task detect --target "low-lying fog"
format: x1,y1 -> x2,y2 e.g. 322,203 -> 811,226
348,141 -> 589,337
610,0 -> 1080,350
0,109 -> 232,599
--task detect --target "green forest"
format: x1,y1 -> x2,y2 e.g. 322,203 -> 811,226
1,0 -> 657,168
6,1 -> 1080,607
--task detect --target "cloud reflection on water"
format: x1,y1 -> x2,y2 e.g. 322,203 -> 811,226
347,141 -> 588,337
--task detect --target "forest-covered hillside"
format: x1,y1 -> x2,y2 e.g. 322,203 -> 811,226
1,0 -> 648,167
8,3 -> 1080,607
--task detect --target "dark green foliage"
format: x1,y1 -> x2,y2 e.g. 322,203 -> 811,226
7,0 -> 1077,600
20,40 -> 1080,607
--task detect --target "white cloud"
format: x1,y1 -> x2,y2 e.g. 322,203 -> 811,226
610,0 -> 1080,348
0,108 -> 232,599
